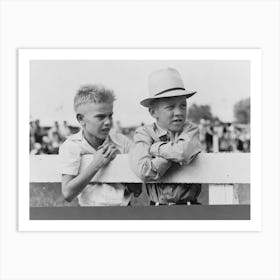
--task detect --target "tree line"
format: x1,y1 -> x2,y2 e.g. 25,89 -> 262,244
187,97 -> 250,124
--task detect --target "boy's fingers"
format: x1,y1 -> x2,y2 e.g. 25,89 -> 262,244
110,153 -> 116,160
100,143 -> 110,153
103,145 -> 116,158
98,146 -> 104,152
99,143 -> 119,159
107,148 -> 119,160
109,153 -> 117,161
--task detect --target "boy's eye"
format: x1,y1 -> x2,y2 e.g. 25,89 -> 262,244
165,105 -> 174,110
96,113 -> 113,120
95,115 -> 106,120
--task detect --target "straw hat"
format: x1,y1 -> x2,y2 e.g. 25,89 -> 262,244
140,67 -> 196,107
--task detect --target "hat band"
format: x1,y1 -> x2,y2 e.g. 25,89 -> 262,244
154,87 -> 185,96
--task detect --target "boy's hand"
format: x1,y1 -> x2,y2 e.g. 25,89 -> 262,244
99,143 -> 120,160
92,143 -> 120,169
92,148 -> 112,169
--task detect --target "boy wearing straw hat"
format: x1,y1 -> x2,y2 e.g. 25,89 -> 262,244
130,68 -> 202,205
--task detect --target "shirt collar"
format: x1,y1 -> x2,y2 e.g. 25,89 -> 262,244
70,129 -> 112,144
69,129 -> 83,141
153,123 -> 168,138
153,121 -> 191,140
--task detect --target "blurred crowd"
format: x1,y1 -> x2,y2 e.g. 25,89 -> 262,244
30,120 -> 76,155
30,119 -> 250,155
198,119 -> 250,153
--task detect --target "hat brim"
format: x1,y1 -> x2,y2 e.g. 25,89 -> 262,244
140,89 -> 197,108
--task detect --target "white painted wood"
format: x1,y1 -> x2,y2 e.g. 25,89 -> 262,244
213,135 -> 219,153
209,184 -> 239,205
30,153 -> 250,184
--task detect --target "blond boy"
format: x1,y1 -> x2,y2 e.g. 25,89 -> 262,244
130,68 -> 202,205
59,84 -> 133,206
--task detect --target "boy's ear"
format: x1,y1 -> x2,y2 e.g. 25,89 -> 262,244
76,114 -> 85,126
149,107 -> 158,120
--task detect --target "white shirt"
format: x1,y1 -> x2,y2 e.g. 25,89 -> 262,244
58,129 -> 132,206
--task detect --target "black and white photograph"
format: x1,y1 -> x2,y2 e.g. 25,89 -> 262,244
19,49 -> 261,230
2,1 -> 280,280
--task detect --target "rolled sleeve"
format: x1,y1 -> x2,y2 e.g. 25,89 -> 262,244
151,156 -> 171,177
129,127 -> 171,182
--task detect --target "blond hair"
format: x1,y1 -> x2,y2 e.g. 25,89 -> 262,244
74,84 -> 116,112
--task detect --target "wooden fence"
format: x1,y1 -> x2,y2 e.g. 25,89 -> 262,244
29,153 -> 250,220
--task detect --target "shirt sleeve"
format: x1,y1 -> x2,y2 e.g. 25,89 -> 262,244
129,127 -> 171,182
58,140 -> 81,176
122,135 -> 132,154
149,123 -> 202,165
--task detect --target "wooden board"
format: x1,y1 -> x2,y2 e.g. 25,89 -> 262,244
30,153 -> 250,184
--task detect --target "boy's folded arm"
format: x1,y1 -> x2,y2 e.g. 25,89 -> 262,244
150,127 -> 202,164
138,156 -> 171,181
129,130 -> 172,182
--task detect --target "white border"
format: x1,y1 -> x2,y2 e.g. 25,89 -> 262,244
19,48 -> 262,231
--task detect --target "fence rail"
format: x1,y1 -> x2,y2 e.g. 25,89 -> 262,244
29,153 -> 250,220
30,153 -> 250,184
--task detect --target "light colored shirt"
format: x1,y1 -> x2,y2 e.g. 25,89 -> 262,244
129,122 -> 202,204
58,129 -> 132,206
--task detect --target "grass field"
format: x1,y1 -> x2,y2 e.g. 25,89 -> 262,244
30,183 -> 250,207
30,183 -> 215,206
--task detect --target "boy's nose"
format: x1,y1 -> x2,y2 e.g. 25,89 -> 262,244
103,116 -> 112,126
173,107 -> 184,116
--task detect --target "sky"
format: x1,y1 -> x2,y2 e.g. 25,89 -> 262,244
30,60 -> 250,127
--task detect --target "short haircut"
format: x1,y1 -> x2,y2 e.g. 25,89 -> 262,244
148,99 -> 160,109
73,84 -> 116,112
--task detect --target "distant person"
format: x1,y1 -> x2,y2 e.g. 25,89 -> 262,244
219,134 -> 230,152
60,120 -> 72,140
48,121 -> 63,143
243,140 -> 250,152
205,120 -> 213,152
129,68 -> 202,205
227,124 -> 236,151
213,120 -> 223,152
41,136 -> 52,154
30,143 -> 43,155
244,126 -> 250,152
235,127 -> 244,152
198,119 -> 207,151
49,132 -> 61,154
30,121 -> 36,152
33,119 -> 45,144
58,84 -> 135,206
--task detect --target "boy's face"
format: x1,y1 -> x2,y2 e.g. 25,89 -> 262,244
150,96 -> 187,133
77,102 -> 113,140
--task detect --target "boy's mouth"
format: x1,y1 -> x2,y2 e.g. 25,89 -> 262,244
101,128 -> 111,133
172,119 -> 183,124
